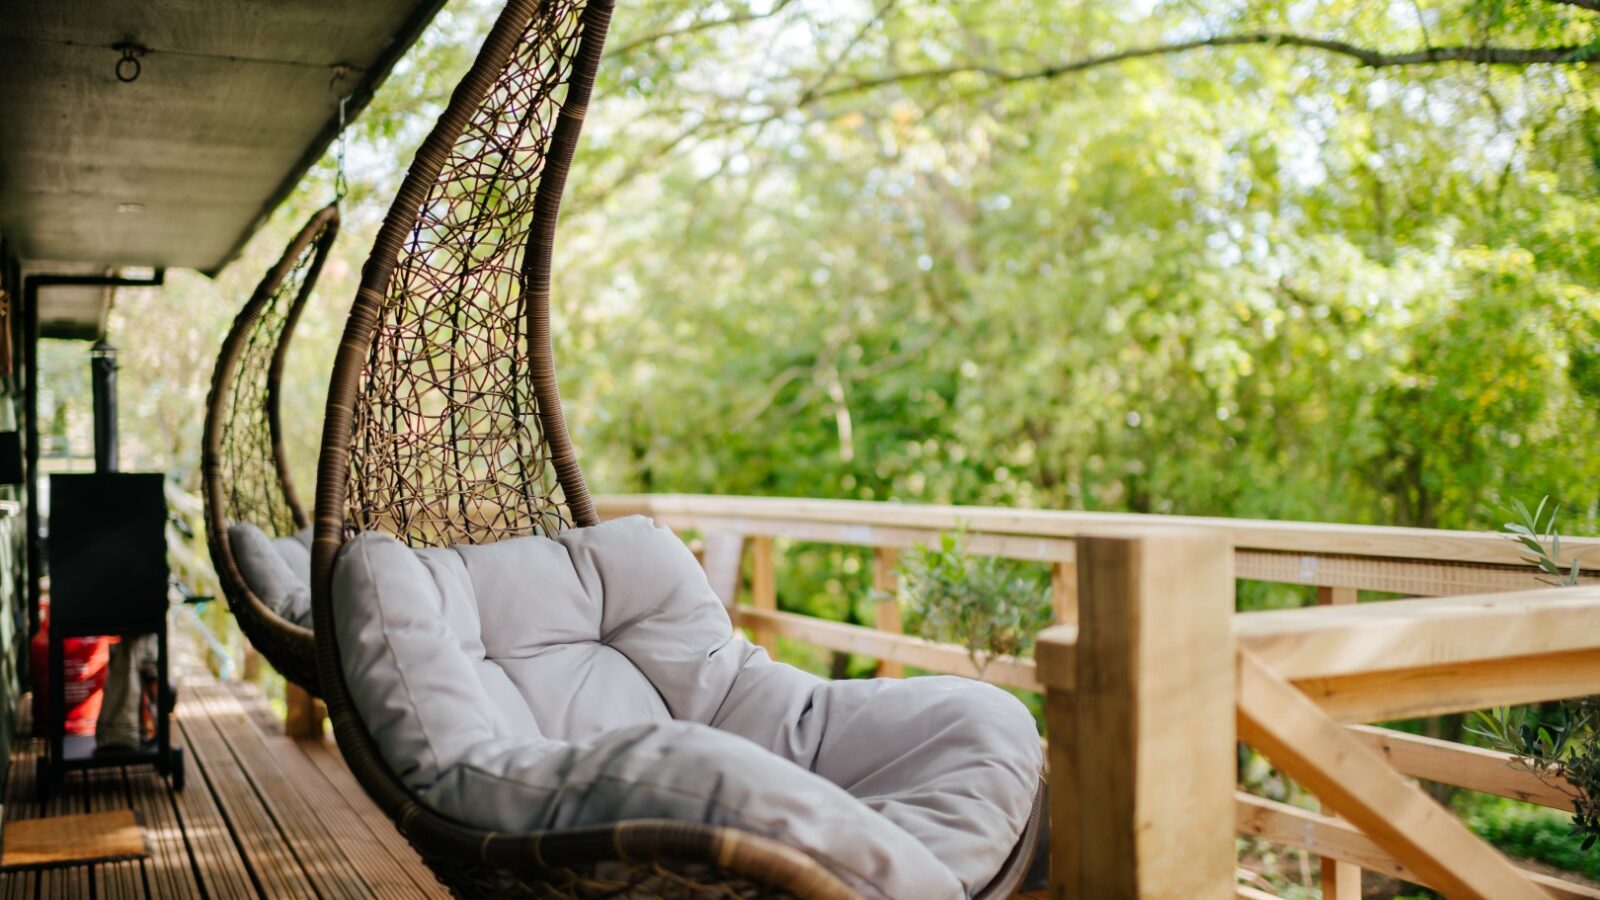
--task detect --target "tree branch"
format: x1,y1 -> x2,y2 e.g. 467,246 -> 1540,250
808,32 -> 1597,103
797,0 -> 901,105
1545,0 -> 1600,12
607,0 -> 796,59
578,21 -> 1596,211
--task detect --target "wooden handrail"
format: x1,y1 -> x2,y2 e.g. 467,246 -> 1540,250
596,493 -> 1600,570
735,607 -> 1040,692
1296,647 -> 1600,724
599,494 -> 1600,896
597,493 -> 1583,598
1235,586 -> 1600,679
1232,587 -> 1600,723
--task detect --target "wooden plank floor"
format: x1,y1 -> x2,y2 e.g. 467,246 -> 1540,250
1,669 -> 447,899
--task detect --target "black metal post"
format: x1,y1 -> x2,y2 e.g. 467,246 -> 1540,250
90,340 -> 118,473
21,278 -> 36,635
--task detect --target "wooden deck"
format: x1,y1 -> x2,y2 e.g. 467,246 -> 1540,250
2,672 -> 447,899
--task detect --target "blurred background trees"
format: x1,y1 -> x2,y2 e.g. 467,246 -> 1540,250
51,0 -> 1598,537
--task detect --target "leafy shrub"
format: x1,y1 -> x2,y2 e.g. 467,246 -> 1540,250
896,531 -> 1054,673
1472,497 -> 1600,852
1503,496 -> 1582,586
1458,793 -> 1600,877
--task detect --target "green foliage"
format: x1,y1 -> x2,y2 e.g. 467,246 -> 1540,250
1466,702 -> 1589,782
1467,498 -> 1600,852
61,0 -> 1600,545
1571,734 -> 1600,852
1504,496 -> 1583,585
1458,792 -> 1600,876
896,532 -> 1053,671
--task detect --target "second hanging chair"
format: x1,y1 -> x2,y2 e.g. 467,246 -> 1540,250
202,202 -> 339,694
310,1 -> 1045,896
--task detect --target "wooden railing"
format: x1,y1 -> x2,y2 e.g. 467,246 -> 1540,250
595,494 -> 1600,900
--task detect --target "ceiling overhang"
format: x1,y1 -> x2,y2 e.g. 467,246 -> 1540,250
0,0 -> 447,333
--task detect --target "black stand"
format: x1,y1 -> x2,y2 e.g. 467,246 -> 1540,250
42,473 -> 183,798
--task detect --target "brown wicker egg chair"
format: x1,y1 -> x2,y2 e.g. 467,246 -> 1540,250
309,0 -> 1042,896
202,202 -> 339,694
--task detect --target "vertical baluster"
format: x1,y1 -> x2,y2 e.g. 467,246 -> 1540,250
751,534 -> 777,658
1051,558 -> 1077,624
284,683 -> 325,739
1316,583 -> 1362,900
873,547 -> 903,677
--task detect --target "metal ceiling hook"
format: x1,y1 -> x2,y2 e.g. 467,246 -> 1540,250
113,43 -> 145,83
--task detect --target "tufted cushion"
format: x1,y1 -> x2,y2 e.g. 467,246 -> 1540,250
333,516 -> 1042,899
229,523 -> 313,628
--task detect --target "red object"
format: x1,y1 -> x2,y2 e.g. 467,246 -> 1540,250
30,601 -> 110,735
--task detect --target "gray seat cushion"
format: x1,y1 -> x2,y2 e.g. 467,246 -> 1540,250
332,516 -> 1042,899
228,523 -> 314,628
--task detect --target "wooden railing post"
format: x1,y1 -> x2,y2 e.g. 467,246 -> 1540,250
284,683 -> 325,739
1050,559 -> 1077,624
1037,530 -> 1235,899
872,547 -> 903,677
242,646 -> 263,682
1316,585 -> 1361,900
751,535 -> 778,658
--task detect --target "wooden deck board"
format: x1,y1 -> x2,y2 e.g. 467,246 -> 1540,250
259,736 -> 424,900
177,687 -> 320,899
38,747 -> 83,900
220,684 -> 443,897
126,752 -> 211,900
186,684 -> 371,900
4,735 -> 39,900
296,738 -> 445,896
84,768 -> 145,900
3,669 -> 446,899
226,686 -> 281,735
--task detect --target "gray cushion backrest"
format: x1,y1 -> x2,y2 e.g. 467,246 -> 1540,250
332,516 -> 1042,899
228,523 -> 313,628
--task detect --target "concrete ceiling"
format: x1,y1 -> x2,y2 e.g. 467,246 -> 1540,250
0,0 -> 446,331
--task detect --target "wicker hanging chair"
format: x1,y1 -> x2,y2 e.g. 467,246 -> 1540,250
310,1 -> 1042,895
202,202 -> 340,694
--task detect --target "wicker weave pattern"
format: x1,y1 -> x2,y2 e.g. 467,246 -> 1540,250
342,0 -> 592,548
203,203 -> 339,693
215,215 -> 331,535
429,857 -> 804,898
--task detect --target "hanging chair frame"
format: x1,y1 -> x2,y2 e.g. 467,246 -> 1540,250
203,202 -> 340,694
309,0 -> 1041,894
